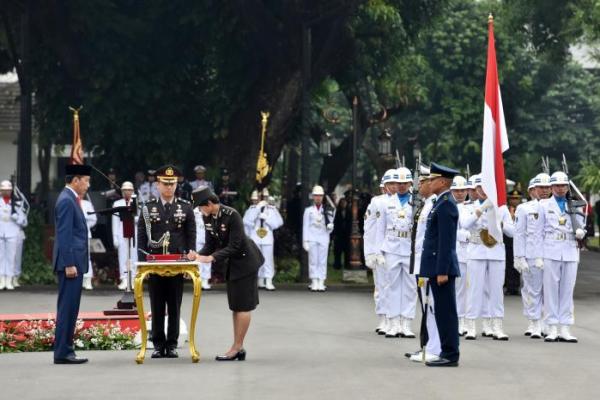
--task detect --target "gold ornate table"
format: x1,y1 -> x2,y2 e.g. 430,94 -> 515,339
133,261 -> 202,364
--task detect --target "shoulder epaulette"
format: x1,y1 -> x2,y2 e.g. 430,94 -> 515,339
177,198 -> 191,204
221,206 -> 234,215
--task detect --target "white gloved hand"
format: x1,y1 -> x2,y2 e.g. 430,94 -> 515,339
259,212 -> 268,220
303,241 -> 310,252
513,257 -> 523,273
10,213 -> 19,222
257,200 -> 268,208
327,222 -> 334,231
365,254 -> 377,269
515,257 -> 529,273
575,228 -> 586,240
113,240 -> 119,249
534,258 -> 544,269
481,198 -> 493,211
375,254 -> 386,267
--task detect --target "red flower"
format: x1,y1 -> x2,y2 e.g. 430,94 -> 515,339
14,334 -> 27,342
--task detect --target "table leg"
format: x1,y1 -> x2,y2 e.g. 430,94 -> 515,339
189,269 -> 202,363
134,271 -> 149,364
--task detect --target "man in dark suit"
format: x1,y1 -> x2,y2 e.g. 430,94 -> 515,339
137,165 -> 197,359
193,187 -> 264,361
419,162 -> 461,367
53,164 -> 92,364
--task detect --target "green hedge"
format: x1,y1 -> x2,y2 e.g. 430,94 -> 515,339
20,210 -> 55,285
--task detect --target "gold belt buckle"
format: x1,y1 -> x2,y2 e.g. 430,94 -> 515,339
558,216 -> 567,226
256,227 -> 268,239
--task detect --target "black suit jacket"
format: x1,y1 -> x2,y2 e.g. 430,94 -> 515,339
199,205 -> 264,281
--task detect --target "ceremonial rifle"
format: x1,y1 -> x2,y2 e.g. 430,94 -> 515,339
561,154 -> 588,246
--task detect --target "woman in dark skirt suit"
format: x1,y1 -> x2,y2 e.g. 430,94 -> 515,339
193,187 -> 264,361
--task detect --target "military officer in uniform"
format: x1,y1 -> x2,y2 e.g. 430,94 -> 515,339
112,181 -> 139,290
419,163 -> 461,367
303,185 -> 335,292
461,175 -> 514,340
364,175 -> 392,334
451,175 -> 471,336
537,171 -> 585,342
0,180 -> 28,290
194,206 -> 212,290
244,188 -> 284,291
193,187 -> 264,361
513,174 -> 548,338
139,169 -> 159,203
374,167 -> 416,338
81,196 -> 97,290
190,165 -> 213,191
137,165 -> 197,359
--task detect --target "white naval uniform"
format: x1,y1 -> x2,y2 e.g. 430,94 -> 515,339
455,201 -> 472,320
0,198 -> 27,279
415,195 -> 440,356
302,205 -> 334,280
375,193 -> 416,320
244,203 -> 283,279
81,199 -> 97,278
190,179 -> 213,191
514,199 -> 544,321
538,197 -> 583,326
139,182 -> 159,203
461,203 -> 514,319
363,194 -> 389,317
111,198 -> 138,281
194,209 -> 212,282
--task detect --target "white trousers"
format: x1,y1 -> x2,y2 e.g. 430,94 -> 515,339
308,241 -> 329,280
466,259 -> 505,319
421,281 -> 441,356
455,261 -> 468,318
117,238 -> 138,279
373,264 -> 388,316
257,244 -> 275,279
521,259 -> 544,320
543,259 -> 577,326
384,253 -> 416,319
0,236 -> 18,277
14,236 -> 24,276
200,262 -> 211,281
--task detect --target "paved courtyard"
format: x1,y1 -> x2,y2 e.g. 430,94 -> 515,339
1,251 -> 598,400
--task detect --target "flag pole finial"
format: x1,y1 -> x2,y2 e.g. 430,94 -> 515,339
488,13 -> 494,24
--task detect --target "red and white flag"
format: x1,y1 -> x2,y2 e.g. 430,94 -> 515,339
69,107 -> 84,165
481,15 -> 509,243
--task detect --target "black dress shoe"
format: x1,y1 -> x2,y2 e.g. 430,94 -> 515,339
215,349 -> 246,361
165,348 -> 179,358
151,348 -> 164,358
54,357 -> 88,364
426,357 -> 459,367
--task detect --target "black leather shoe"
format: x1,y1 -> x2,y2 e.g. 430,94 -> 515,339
426,357 -> 459,367
165,348 -> 179,358
54,357 -> 88,364
215,349 -> 246,361
151,348 -> 164,359
404,351 -> 419,359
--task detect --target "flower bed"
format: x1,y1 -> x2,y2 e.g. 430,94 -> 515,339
0,319 -> 139,353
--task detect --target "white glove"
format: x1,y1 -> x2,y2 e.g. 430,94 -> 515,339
10,213 -> 19,222
327,222 -> 334,231
375,254 -> 386,267
534,258 -> 544,269
481,198 -> 493,211
575,228 -> 586,240
303,241 -> 310,252
257,200 -> 268,208
113,240 -> 119,249
514,257 -> 528,273
259,212 -> 268,220
365,254 -> 377,269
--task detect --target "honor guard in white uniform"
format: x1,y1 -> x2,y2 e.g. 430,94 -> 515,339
80,198 -> 97,290
364,176 -> 390,334
139,170 -> 160,203
409,165 -> 441,361
190,165 -> 214,191
374,167 -> 416,338
303,185 -> 335,292
0,180 -> 28,290
461,175 -> 514,340
451,176 -> 471,336
537,171 -> 585,343
513,174 -> 549,338
244,188 -> 283,290
194,207 -> 212,290
243,190 -> 260,236
112,181 -> 139,290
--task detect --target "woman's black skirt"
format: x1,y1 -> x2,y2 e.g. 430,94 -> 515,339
227,274 -> 259,312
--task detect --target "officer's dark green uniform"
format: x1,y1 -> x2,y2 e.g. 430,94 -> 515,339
137,165 -> 196,357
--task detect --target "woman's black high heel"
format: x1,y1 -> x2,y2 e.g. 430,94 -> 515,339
215,349 -> 246,361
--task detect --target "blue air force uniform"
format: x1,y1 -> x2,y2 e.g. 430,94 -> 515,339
419,163 -> 460,365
